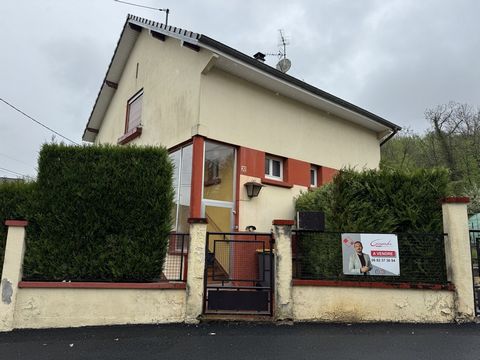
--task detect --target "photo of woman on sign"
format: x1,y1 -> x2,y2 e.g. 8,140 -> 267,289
348,241 -> 372,275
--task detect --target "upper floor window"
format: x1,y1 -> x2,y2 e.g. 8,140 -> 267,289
265,155 -> 283,181
126,90 -> 143,132
310,165 -> 318,187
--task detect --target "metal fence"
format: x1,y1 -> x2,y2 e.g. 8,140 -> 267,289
162,233 -> 189,281
292,230 -> 448,284
470,230 -> 480,315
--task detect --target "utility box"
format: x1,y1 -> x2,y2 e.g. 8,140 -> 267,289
296,211 -> 325,231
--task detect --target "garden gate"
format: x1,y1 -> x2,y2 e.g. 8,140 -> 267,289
203,232 -> 274,315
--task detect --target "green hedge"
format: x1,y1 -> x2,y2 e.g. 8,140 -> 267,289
295,168 -> 450,282
23,144 -> 174,282
0,181 -> 35,265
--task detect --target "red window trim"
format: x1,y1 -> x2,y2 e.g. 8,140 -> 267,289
261,177 -> 293,188
117,126 -> 142,145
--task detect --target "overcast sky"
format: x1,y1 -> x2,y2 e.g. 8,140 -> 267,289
1,0 -> 480,178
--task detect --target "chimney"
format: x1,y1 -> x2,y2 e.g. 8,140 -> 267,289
253,52 -> 266,62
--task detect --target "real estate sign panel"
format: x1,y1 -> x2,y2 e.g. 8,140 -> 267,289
342,233 -> 400,276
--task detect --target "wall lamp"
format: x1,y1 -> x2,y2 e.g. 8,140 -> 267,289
244,181 -> 264,198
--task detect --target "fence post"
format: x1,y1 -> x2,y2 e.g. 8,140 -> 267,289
184,218 -> 208,324
0,220 -> 28,332
272,219 -> 294,321
442,197 -> 475,322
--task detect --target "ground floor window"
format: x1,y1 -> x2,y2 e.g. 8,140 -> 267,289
265,155 -> 283,181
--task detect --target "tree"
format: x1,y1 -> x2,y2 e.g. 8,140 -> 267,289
381,101 -> 480,214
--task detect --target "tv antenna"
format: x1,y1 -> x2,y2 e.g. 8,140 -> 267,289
265,30 -> 291,73
114,0 -> 170,25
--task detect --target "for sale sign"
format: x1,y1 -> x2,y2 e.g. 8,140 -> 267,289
342,233 -> 400,276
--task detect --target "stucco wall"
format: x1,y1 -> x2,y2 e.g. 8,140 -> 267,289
293,286 -> 455,323
95,30 -> 212,148
199,69 -> 381,170
13,288 -> 186,329
238,175 -> 306,232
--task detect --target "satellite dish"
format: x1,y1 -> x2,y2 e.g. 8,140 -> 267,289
276,58 -> 291,73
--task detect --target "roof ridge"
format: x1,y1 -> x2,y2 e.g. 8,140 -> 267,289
127,14 -> 200,40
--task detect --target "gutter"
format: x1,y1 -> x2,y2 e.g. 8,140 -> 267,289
379,129 -> 399,147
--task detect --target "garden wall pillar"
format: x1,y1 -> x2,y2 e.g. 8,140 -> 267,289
0,220 -> 28,332
272,219 -> 294,321
442,197 -> 475,322
184,218 -> 208,324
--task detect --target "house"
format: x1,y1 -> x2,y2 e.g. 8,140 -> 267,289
82,15 -> 401,234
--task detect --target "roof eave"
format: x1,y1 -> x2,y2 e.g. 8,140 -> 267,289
198,35 -> 401,133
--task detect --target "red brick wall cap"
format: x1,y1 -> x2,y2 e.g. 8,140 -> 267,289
293,279 -> 455,291
187,217 -> 208,224
442,196 -> 470,204
5,220 -> 28,227
272,219 -> 295,226
18,281 -> 186,290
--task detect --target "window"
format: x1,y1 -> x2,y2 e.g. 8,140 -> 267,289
203,141 -> 235,201
310,165 -> 318,187
126,91 -> 143,132
169,144 -> 192,235
265,155 -> 283,181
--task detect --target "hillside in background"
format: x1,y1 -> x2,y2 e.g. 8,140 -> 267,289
381,102 -> 480,214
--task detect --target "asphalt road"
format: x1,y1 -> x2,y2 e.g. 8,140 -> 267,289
1,322 -> 480,360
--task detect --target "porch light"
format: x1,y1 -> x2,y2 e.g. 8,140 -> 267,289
244,181 -> 264,198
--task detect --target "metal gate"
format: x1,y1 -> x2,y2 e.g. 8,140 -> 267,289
470,230 -> 480,316
203,232 -> 274,315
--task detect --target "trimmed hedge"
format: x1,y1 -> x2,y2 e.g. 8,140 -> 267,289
23,144 -> 174,282
295,168 -> 450,281
0,181 -> 35,265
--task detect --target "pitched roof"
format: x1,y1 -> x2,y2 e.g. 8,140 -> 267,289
83,14 -> 401,142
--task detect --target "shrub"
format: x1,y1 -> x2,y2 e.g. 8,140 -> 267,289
295,168 -> 450,282
23,144 -> 174,282
0,181 -> 35,265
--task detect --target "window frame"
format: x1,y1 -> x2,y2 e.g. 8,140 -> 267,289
125,89 -> 143,133
310,165 -> 318,187
265,155 -> 284,181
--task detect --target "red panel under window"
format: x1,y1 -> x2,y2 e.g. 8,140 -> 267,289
285,158 -> 310,186
319,166 -> 338,185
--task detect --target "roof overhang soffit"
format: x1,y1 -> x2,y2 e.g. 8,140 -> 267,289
199,47 -> 395,134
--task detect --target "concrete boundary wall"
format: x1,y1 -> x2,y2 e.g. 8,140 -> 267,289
0,197 -> 475,330
292,286 -> 455,323
275,196 -> 474,324
13,287 -> 186,329
0,220 -> 198,331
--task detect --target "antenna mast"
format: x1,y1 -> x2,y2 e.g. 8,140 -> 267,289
278,29 -> 289,61
113,0 -> 170,25
263,30 -> 291,73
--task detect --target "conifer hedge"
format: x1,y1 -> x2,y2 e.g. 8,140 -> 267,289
22,144 -> 174,282
0,181 -> 35,265
295,168 -> 450,282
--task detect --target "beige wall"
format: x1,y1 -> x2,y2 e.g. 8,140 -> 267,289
199,69 -> 381,170
13,288 -> 185,329
95,30 -> 212,148
293,286 -> 455,323
239,175 -> 306,232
